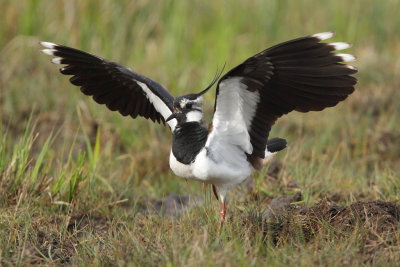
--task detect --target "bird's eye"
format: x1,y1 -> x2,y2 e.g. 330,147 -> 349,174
186,103 -> 192,109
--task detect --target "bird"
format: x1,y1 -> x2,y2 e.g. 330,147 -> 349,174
40,32 -> 357,226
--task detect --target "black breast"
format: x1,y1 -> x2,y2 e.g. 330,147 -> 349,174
172,122 -> 208,164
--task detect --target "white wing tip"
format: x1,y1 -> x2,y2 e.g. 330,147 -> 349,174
346,65 -> 358,70
41,49 -> 56,56
312,31 -> 335,41
329,42 -> 351,51
336,53 -> 356,62
40,41 -> 56,49
51,57 -> 63,64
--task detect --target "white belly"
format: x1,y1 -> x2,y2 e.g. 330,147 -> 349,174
169,148 -> 253,187
169,151 -> 195,179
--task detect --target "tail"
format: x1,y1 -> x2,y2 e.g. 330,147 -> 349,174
250,137 -> 287,171
266,137 -> 287,153
262,137 -> 287,166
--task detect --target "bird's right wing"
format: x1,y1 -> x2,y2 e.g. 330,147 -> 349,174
207,32 -> 357,169
40,42 -> 176,130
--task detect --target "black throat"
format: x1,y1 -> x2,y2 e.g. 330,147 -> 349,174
172,122 -> 208,164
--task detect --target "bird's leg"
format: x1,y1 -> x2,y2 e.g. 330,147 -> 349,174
212,184 -> 219,200
214,186 -> 226,229
219,201 -> 226,227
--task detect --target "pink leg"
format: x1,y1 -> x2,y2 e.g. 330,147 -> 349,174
219,202 -> 226,227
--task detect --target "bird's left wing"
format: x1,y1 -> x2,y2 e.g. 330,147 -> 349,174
40,42 -> 176,130
207,32 -> 357,169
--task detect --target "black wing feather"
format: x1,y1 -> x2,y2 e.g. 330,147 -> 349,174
213,32 -> 357,161
41,42 -> 175,127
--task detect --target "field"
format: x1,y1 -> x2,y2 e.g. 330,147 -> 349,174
1,0 -> 400,265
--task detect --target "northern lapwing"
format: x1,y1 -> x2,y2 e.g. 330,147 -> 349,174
41,32 -> 357,226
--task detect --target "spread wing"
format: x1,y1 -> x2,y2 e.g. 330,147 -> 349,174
40,42 -> 176,130
208,32 -> 357,168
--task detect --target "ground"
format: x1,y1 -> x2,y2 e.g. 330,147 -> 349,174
1,0 -> 400,265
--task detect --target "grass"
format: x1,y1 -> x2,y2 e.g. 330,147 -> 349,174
1,0 -> 400,265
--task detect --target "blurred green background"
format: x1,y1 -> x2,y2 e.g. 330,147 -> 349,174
1,0 -> 400,265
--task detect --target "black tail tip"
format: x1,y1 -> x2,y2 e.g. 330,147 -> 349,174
266,137 -> 287,153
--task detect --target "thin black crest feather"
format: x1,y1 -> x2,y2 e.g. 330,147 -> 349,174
197,63 -> 226,96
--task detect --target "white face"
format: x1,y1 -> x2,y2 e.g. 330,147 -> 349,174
177,96 -> 204,123
185,109 -> 203,122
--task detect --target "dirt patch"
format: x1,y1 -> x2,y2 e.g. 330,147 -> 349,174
21,214 -> 112,265
264,198 -> 400,237
66,214 -> 110,236
261,197 -> 400,261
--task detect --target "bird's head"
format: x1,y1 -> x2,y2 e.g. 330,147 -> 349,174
166,66 -> 225,125
167,94 -> 205,124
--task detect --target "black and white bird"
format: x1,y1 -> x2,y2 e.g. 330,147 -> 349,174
41,32 -> 357,225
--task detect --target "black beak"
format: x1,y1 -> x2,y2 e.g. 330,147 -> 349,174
166,113 -> 176,122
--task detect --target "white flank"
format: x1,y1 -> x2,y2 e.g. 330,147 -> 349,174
336,53 -> 356,62
329,42 -> 351,51
312,32 -> 334,41
40,41 -> 56,49
41,49 -> 56,56
51,57 -> 63,64
136,80 -> 176,130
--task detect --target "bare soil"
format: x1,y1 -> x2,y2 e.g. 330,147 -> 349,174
262,195 -> 400,262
